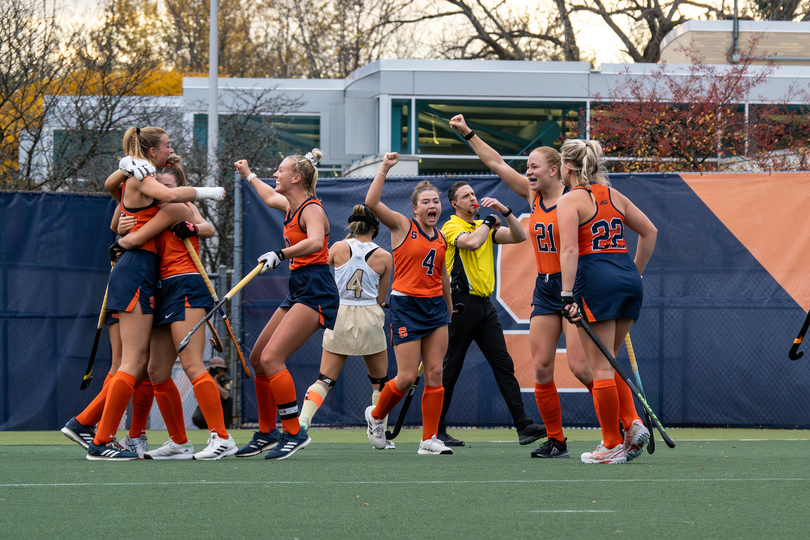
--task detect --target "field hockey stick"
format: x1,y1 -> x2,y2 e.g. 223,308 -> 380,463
624,334 -> 655,454
385,362 -> 424,440
80,284 -> 110,390
183,239 -> 251,377
207,320 -> 224,352
177,262 -> 264,354
789,309 -> 810,360
577,317 -> 675,448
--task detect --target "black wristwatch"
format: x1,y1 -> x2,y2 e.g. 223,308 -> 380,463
502,207 -> 513,218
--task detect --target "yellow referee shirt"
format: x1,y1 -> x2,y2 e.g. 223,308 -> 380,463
441,214 -> 496,298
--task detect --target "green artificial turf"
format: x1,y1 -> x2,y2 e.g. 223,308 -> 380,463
1,428 -> 809,539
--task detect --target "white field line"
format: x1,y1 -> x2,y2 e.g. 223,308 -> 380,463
2,478 -> 809,488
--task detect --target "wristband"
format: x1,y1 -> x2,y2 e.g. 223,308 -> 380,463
377,171 -> 387,178
275,249 -> 286,260
464,130 -> 476,141
561,291 -> 573,296
502,206 -> 512,218
246,173 -> 257,182
194,187 -> 225,201
482,215 -> 497,229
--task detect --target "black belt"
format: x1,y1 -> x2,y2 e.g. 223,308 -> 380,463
460,292 -> 490,304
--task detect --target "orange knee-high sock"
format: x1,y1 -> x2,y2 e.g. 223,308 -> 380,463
592,378 -> 622,449
534,381 -> 564,441
371,380 -> 406,420
93,371 -> 136,445
254,374 -> 278,433
268,370 -> 300,435
76,372 -> 114,426
128,380 -> 154,438
586,381 -> 600,418
421,385 -> 444,441
192,372 -> 228,439
152,378 -> 188,444
615,371 -> 641,428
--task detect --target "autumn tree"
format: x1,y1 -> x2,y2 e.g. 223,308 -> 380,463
585,39 -> 810,172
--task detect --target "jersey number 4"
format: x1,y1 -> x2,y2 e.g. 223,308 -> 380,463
422,249 -> 437,275
591,218 -> 625,250
346,269 -> 364,299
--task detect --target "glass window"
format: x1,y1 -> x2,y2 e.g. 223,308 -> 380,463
53,129 -> 123,181
415,100 -> 582,157
391,99 -> 411,154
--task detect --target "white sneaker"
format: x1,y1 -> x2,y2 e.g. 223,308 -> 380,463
144,439 -> 194,460
365,406 -> 387,449
374,439 -> 396,450
581,441 -> 626,464
120,434 -> 149,459
623,419 -> 650,461
418,435 -> 453,455
194,432 -> 238,461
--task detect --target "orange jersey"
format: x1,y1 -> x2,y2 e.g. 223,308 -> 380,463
121,180 -> 159,254
529,189 -> 567,275
575,184 -> 628,257
392,219 -> 447,297
284,197 -> 329,271
155,204 -> 200,279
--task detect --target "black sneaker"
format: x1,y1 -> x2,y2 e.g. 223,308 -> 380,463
61,417 -> 96,450
86,440 -> 139,461
235,429 -> 283,457
437,432 -> 465,447
517,423 -> 547,445
530,437 -> 569,458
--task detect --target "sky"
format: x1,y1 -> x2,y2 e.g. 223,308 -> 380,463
53,0 -> 646,66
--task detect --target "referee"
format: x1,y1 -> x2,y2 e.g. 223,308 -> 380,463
437,181 -> 546,447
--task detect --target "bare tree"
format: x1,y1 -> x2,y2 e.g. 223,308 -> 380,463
0,0 -> 78,189
569,0 -> 727,63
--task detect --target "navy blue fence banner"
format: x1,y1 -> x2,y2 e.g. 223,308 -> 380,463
240,173 -> 810,429
3,172 -> 810,431
1,192 -> 117,431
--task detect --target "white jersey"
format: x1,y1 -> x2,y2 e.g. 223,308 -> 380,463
333,238 -> 382,306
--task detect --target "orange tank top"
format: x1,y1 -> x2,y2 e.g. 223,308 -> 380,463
575,184 -> 628,257
392,219 -> 446,297
155,203 -> 200,279
529,188 -> 568,275
121,180 -> 159,254
284,197 -> 329,271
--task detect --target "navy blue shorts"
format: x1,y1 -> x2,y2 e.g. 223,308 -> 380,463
279,264 -> 339,330
531,272 -> 563,317
574,253 -> 642,322
154,274 -> 214,326
106,249 -> 159,314
105,310 -> 119,327
390,295 -> 450,346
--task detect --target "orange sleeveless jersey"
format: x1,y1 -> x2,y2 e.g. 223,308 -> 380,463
575,184 -> 628,257
155,204 -> 200,279
392,219 -> 447,297
529,190 -> 567,275
121,180 -> 159,254
284,197 -> 329,271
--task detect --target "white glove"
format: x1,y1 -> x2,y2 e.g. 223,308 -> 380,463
131,159 -> 156,181
258,250 -> 285,274
194,187 -> 226,202
118,156 -> 135,177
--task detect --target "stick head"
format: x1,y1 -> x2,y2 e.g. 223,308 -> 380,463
79,375 -> 92,390
789,347 -> 804,360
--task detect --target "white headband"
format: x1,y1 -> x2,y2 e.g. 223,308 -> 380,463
304,152 -> 318,167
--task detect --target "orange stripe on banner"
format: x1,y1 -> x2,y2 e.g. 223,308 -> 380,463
681,173 -> 810,311
125,288 -> 141,312
504,333 -> 586,391
497,216 -> 535,320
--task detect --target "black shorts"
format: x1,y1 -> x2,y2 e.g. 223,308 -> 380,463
574,253 -> 643,322
106,249 -> 159,314
154,274 -> 215,326
279,264 -> 340,330
531,272 -> 563,317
